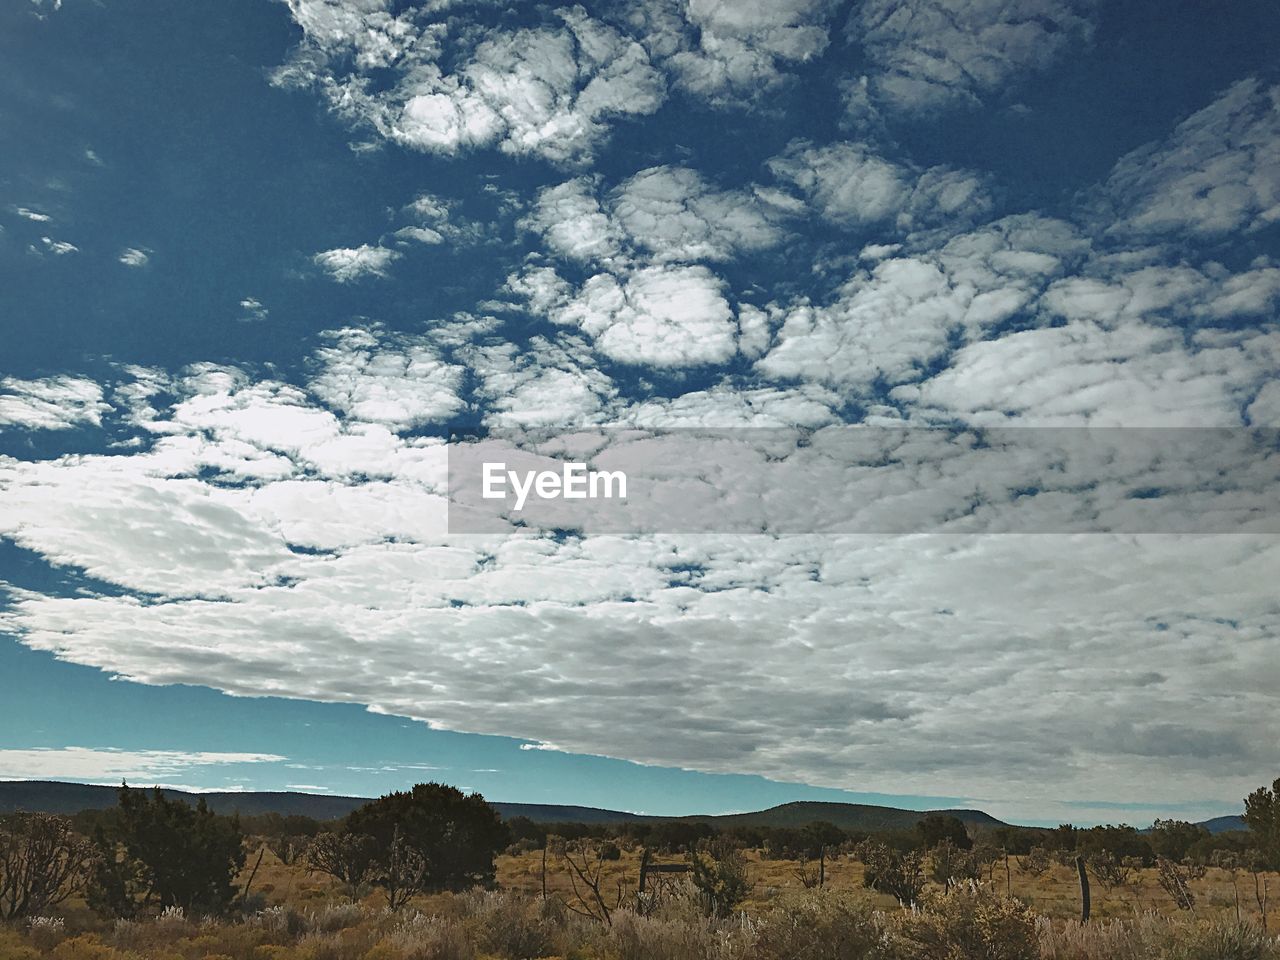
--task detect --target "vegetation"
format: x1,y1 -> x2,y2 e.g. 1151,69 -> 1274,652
344,783 -> 508,893
87,784 -> 247,917
0,814 -> 93,921
1,776 -> 1279,959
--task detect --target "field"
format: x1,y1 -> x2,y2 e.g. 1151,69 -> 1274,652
5,841 -> 1275,960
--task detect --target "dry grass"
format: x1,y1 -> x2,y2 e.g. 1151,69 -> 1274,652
5,844 -> 1276,960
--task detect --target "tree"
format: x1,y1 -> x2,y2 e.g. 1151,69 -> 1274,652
929,838 -> 982,889
1088,851 -> 1136,892
1017,846 -> 1052,877
255,813 -> 322,866
306,831 -> 377,901
372,827 -> 427,911
0,814 -> 94,921
1244,777 -> 1280,869
857,839 -> 925,906
1152,860 -> 1198,911
689,840 -> 749,917
88,784 -> 246,917
1149,819 -> 1208,863
558,838 -> 625,925
345,782 -> 508,892
917,815 -> 972,851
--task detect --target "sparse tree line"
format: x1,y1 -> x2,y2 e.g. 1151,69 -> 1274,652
1,775 -> 1279,941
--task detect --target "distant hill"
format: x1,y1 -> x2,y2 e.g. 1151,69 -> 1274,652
0,780 -> 1010,831
0,781 -> 367,819
1198,815 -> 1246,834
678,800 -> 1007,833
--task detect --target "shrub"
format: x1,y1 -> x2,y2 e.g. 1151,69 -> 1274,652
597,910 -> 727,960
1159,918 -> 1279,960
380,913 -> 475,960
857,840 -> 925,905
689,841 -> 750,918
88,784 -> 246,917
346,784 -> 507,893
51,934 -> 126,960
0,929 -> 42,960
0,813 -> 94,920
753,891 -> 887,960
462,891 -> 557,959
888,884 -> 1037,960
28,915 -> 69,952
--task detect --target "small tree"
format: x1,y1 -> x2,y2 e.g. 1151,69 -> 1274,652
1156,856 -> 1199,911
858,839 -> 925,906
917,815 -> 972,851
1088,851 -> 1136,893
345,783 -> 507,892
689,840 -> 749,918
1244,777 -> 1280,869
0,814 -> 94,921
1149,819 -> 1209,863
930,838 -> 982,889
1017,846 -> 1052,877
372,827 -> 427,912
87,784 -> 246,917
558,838 -> 625,925
306,832 -> 377,901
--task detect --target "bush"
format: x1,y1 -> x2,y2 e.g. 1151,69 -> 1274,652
346,784 -> 508,893
0,929 -> 42,960
0,813 -> 94,920
380,913 -> 475,960
753,891 -> 887,960
888,884 -> 1037,960
1159,918 -> 1279,960
88,784 -> 246,917
599,910 -> 726,960
462,891 -> 557,959
51,934 -> 127,960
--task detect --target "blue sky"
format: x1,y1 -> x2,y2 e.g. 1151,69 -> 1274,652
1,0 -> 1278,827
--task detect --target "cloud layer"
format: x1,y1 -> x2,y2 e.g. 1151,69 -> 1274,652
4,2 -> 1280,820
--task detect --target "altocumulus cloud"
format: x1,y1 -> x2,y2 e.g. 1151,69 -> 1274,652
3,1 -> 1280,825
314,244 -> 402,283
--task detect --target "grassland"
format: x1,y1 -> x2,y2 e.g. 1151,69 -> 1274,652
4,841 -> 1275,960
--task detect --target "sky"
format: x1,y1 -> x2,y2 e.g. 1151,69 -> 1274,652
1,0 -> 1278,828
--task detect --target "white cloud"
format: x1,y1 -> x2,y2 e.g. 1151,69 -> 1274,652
392,192 -> 490,247
896,320 -> 1280,427
38,236 -> 78,256
238,297 -> 269,322
0,747 -> 284,784
15,207 -> 52,222
1101,78 -> 1280,240
466,335 -> 617,430
4,32 -> 1280,825
550,264 -> 739,367
525,165 -> 789,267
119,247 -> 149,267
277,3 -> 666,166
309,327 -> 465,431
0,376 -> 111,431
313,243 -> 401,282
757,214 -> 1085,391
849,0 -> 1096,112
767,140 -> 993,232
617,0 -> 841,105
